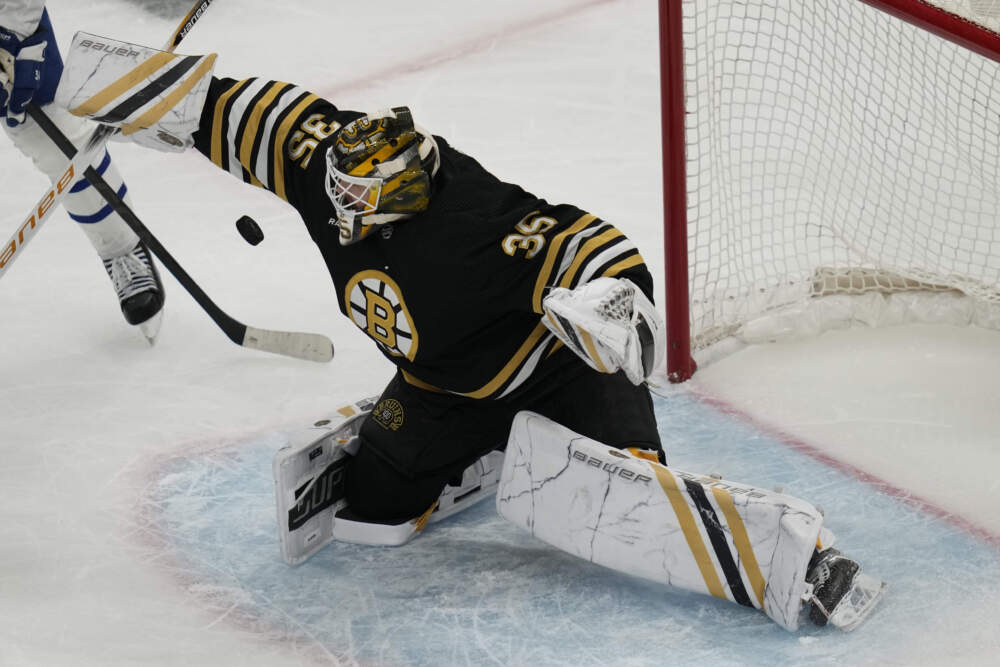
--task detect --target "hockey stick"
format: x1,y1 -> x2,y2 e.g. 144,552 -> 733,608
27,104 -> 335,363
0,0 -> 218,281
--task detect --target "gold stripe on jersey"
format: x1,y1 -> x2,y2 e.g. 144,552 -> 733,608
532,213 -> 597,313
460,322 -> 551,399
70,51 -> 178,117
649,464 -> 728,601
210,78 -> 252,168
238,81 -> 292,175
601,253 -> 644,278
557,227 -> 625,289
401,370 -> 445,393
121,54 -> 217,136
272,93 -> 319,201
710,487 -> 767,608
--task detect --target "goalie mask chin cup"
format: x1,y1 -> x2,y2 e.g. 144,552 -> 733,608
325,106 -> 440,245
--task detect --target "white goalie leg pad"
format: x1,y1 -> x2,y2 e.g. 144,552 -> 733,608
56,32 -> 216,152
497,412 -> 824,631
542,277 -> 664,384
273,396 -> 376,565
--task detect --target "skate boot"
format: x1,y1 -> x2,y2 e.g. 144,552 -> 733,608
805,547 -> 886,631
102,241 -> 164,343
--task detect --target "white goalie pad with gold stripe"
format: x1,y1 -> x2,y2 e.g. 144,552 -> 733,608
497,411 -> 825,631
55,32 -> 216,152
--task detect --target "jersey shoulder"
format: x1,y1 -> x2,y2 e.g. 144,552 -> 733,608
193,76 -> 362,208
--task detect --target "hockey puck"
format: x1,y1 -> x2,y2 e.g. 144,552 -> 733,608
236,215 -> 264,246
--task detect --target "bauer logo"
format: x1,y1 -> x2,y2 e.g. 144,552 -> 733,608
78,39 -> 141,58
373,399 -> 405,431
571,447 -> 652,485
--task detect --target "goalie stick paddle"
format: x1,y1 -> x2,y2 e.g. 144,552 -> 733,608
26,105 -> 334,363
0,0 -> 218,282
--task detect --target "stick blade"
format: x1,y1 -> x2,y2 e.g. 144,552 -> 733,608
242,326 -> 334,362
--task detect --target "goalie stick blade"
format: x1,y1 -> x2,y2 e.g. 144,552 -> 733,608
241,326 -> 334,363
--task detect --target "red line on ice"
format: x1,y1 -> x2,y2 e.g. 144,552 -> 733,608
694,389 -> 1000,549
320,0 -> 620,97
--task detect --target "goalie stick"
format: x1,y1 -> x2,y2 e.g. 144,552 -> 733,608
0,0 -> 218,281
26,105 -> 334,363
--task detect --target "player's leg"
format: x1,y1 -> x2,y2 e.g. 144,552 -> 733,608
338,373 -> 512,537
2,10 -> 163,332
497,411 -> 886,631
273,380 -> 508,562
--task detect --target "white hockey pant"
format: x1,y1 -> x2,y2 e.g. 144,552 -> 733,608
6,105 -> 138,259
497,411 -> 828,631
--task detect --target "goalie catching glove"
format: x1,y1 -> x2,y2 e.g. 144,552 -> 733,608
54,32 -> 216,152
542,277 -> 664,384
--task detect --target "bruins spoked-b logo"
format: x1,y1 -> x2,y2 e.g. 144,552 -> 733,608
373,398 -> 405,431
344,270 -> 419,360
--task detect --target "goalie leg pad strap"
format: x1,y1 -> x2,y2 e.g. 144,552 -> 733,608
497,411 -> 823,631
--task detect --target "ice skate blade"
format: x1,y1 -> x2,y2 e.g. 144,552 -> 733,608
829,572 -> 887,632
138,310 -> 163,345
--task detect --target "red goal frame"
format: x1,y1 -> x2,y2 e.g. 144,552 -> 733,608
659,0 -> 1000,382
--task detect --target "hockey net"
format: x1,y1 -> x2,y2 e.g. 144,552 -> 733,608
663,0 -> 1000,380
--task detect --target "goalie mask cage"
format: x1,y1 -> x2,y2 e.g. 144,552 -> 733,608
661,0 -> 1000,382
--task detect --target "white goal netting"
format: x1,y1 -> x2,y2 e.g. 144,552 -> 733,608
681,0 -> 1000,358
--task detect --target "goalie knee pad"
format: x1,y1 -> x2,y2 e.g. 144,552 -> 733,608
497,411 -> 827,631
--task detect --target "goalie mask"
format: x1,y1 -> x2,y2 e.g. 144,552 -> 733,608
325,107 -> 440,245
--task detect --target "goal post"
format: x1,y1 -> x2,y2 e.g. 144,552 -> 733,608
662,0 -> 1000,382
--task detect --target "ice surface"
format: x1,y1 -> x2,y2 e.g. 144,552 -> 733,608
1,0 -> 998,665
143,395 -> 999,665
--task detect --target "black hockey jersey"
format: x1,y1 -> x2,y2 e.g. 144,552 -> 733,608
193,77 -> 654,399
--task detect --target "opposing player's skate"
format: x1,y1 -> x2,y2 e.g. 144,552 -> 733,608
804,547 -> 886,631
102,241 -> 165,344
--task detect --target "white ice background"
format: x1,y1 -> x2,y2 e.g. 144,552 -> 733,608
1,1 -> 999,665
